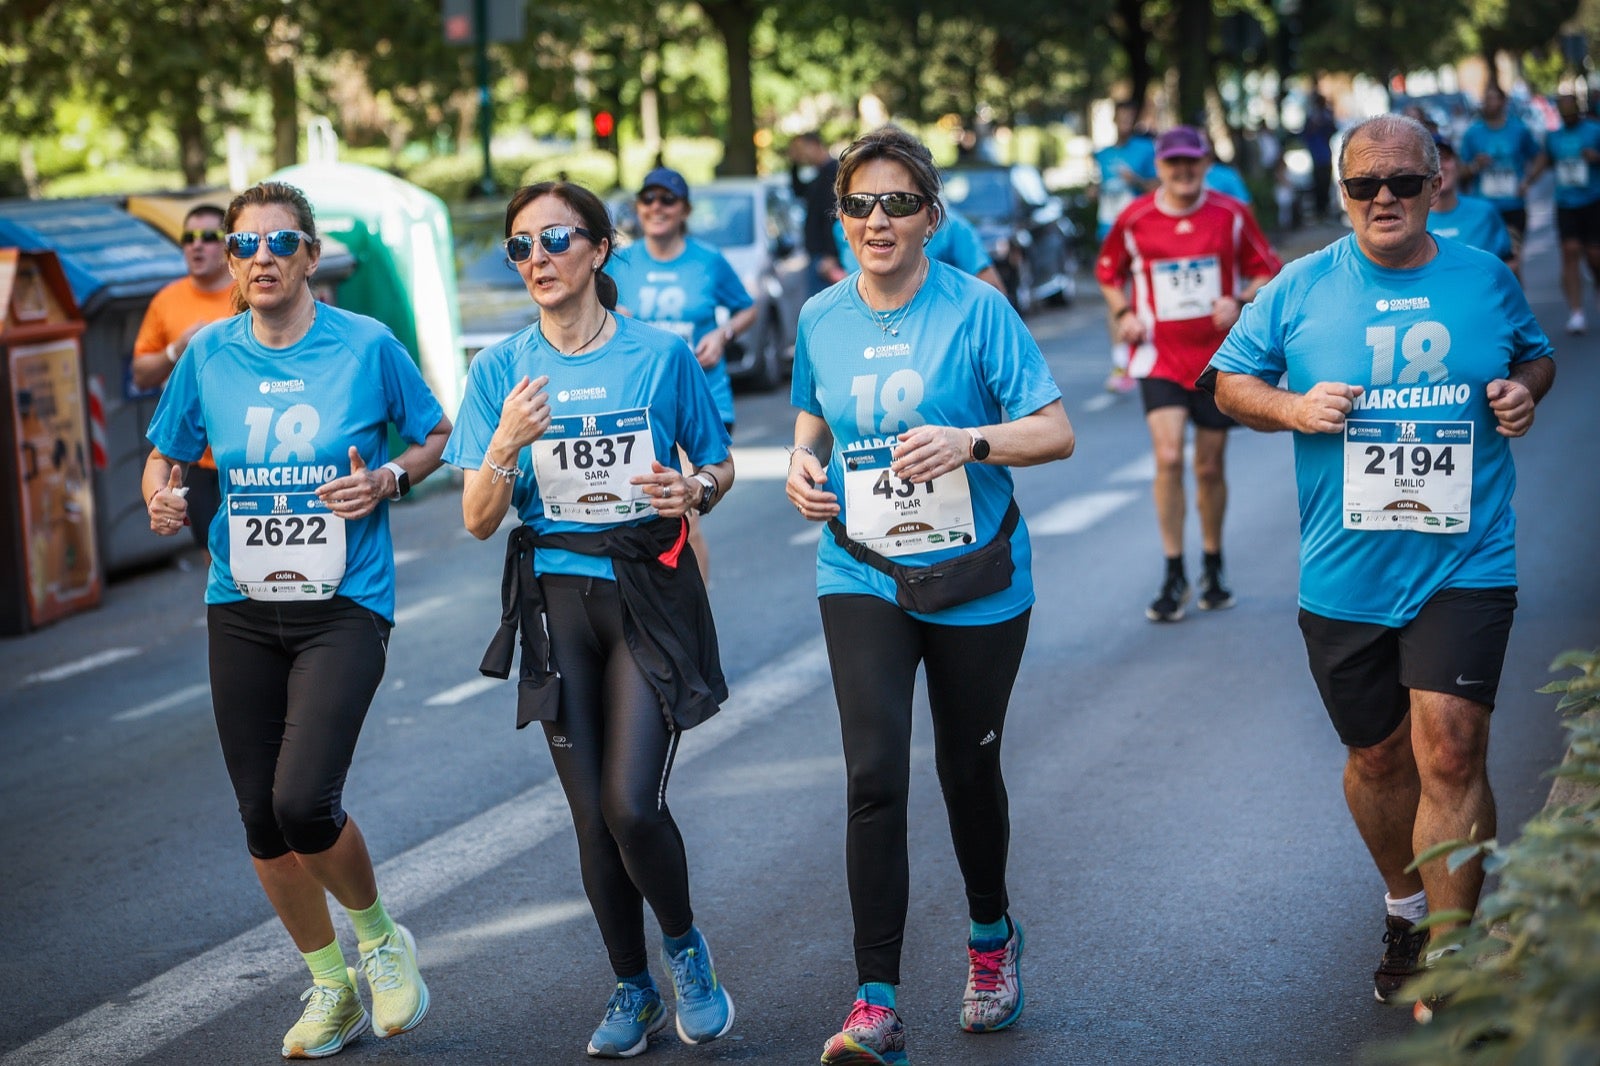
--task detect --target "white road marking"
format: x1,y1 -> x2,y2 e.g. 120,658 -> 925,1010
788,525 -> 823,546
392,593 -> 454,627
1028,490 -> 1140,536
111,684 -> 210,723
1083,393 -> 1116,413
392,549 -> 423,566
4,637 -> 833,1066
422,676 -> 503,706
729,445 -> 794,480
23,648 -> 141,685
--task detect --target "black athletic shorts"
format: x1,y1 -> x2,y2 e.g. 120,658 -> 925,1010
1298,587 -> 1517,748
1139,375 -> 1237,430
1556,200 -> 1600,246
1498,207 -> 1527,261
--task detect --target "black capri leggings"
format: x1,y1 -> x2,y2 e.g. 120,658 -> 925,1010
208,597 -> 391,859
539,574 -> 693,979
818,593 -> 1031,986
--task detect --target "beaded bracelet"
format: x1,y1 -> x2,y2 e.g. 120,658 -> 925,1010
487,459 -> 522,484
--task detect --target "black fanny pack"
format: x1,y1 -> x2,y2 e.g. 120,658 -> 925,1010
827,499 -> 1020,614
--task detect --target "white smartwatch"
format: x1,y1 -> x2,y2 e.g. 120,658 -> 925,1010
381,461 -> 410,500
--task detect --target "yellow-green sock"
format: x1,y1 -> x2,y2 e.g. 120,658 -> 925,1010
348,895 -> 398,947
303,940 -> 352,987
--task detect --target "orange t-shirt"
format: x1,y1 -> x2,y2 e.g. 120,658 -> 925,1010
134,277 -> 237,469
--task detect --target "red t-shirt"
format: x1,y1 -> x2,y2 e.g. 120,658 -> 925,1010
1095,191 -> 1281,386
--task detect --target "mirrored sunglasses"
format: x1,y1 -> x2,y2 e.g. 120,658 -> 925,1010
226,229 -> 314,259
839,191 -> 929,219
503,225 -> 597,262
1340,174 -> 1431,201
181,228 -> 225,245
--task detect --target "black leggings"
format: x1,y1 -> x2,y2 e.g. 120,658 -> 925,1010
208,597 -> 390,859
819,594 -> 1030,986
539,574 -> 692,978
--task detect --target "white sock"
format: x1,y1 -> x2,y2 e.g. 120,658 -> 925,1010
1385,889 -> 1428,923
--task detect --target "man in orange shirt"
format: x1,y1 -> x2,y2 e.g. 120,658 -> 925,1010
133,203 -> 235,556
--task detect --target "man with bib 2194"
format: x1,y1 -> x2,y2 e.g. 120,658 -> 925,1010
1201,114 -> 1555,1019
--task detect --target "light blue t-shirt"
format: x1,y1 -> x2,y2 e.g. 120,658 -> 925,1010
146,304 -> 446,623
1457,118 -> 1542,210
791,260 -> 1062,626
834,210 -> 994,278
606,238 -> 752,427
1209,235 -> 1552,627
1205,163 -> 1254,205
1544,119 -> 1600,209
442,314 -> 730,580
1095,137 -> 1158,239
1428,196 -> 1512,259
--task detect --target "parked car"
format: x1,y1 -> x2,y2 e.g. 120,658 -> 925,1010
939,163 -> 1078,314
609,177 -> 810,391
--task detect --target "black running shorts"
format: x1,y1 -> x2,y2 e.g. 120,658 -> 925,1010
1297,587 -> 1517,748
1556,200 -> 1600,246
1139,375 -> 1237,430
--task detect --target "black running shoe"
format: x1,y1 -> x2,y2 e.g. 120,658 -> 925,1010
1374,915 -> 1428,1003
1197,568 -> 1235,611
1145,574 -> 1189,622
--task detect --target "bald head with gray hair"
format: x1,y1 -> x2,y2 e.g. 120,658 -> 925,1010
1338,114 -> 1440,179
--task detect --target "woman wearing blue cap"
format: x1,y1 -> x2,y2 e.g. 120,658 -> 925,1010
608,168 -> 757,584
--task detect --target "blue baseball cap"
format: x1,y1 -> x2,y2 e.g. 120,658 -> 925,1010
639,167 -> 690,201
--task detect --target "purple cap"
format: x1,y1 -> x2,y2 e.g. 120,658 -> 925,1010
639,167 -> 690,201
1155,126 -> 1208,160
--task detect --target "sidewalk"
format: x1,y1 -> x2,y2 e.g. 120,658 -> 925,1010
1269,216 -> 1349,261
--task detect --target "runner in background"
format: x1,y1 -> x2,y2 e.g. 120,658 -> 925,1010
1457,85 -> 1545,280
608,167 -> 756,585
132,202 -> 236,560
1542,93 -> 1600,335
1095,125 -> 1281,623
1428,134 -> 1513,260
1093,99 -> 1159,393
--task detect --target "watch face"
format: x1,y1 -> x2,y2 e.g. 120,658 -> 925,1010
972,437 -> 990,461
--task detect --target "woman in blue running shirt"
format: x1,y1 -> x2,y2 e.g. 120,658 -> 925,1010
786,127 -> 1075,1065
143,181 -> 450,1059
607,167 -> 756,585
444,180 -> 737,1059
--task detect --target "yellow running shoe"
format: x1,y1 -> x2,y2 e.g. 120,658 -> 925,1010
358,924 -> 429,1037
282,969 -> 367,1059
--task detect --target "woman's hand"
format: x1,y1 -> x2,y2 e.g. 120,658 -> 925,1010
147,464 -> 190,535
635,460 -> 699,517
316,447 -> 387,520
785,448 -> 838,521
890,425 -> 968,484
493,375 -> 552,452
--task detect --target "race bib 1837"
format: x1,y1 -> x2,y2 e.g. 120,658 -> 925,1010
531,407 -> 657,524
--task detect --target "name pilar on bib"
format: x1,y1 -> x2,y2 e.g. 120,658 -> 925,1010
531,407 -> 657,523
1342,419 -> 1474,533
841,443 -> 976,558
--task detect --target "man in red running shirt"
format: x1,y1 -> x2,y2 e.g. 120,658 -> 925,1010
1096,126 -> 1282,622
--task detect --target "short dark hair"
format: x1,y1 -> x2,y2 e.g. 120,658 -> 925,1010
183,202 -> 226,227
834,126 -> 943,227
503,180 -> 619,310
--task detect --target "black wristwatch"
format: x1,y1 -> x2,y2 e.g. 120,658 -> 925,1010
966,428 -> 990,463
692,472 -> 718,514
382,461 -> 411,500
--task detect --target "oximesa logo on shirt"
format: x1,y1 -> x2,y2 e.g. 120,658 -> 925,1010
258,379 -> 306,394
557,386 -> 608,402
863,342 -> 912,360
1375,297 -> 1431,312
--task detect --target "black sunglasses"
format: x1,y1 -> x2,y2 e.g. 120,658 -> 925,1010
226,230 -> 315,258
638,191 -> 681,208
504,226 -> 597,263
1340,174 -> 1432,201
839,191 -> 929,219
181,228 -> 225,245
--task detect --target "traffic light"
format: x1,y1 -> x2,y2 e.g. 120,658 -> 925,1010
594,110 -> 616,153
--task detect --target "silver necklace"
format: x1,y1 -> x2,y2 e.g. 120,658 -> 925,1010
860,259 -> 928,337
541,310 -> 609,355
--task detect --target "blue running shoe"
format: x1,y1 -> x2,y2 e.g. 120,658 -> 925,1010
587,981 -> 668,1058
662,928 -> 735,1044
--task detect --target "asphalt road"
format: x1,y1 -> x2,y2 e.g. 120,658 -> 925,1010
2,214 -> 1595,1066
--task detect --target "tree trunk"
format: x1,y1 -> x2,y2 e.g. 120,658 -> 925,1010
268,17 -> 301,171
697,0 -> 758,175
1116,0 -> 1154,110
1175,0 -> 1212,127
175,71 -> 208,188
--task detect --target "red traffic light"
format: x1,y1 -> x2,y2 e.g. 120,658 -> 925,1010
594,111 -> 615,139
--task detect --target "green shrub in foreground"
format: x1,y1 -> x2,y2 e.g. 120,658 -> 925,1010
1376,648 -> 1600,1063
